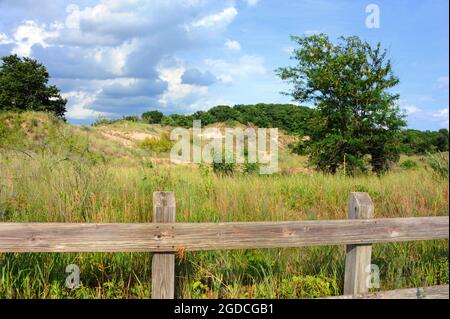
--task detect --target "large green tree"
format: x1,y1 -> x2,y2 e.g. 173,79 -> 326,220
277,34 -> 406,174
0,54 -> 67,118
142,110 -> 164,124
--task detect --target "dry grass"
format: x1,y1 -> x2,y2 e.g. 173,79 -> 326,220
0,112 -> 448,298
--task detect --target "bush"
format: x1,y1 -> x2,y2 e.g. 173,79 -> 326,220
278,275 -> 337,298
140,133 -> 173,153
212,151 -> 235,175
243,162 -> 259,174
142,111 -> 163,124
289,140 -> 310,155
400,159 -> 418,170
426,152 -> 449,179
122,116 -> 140,122
92,118 -> 119,126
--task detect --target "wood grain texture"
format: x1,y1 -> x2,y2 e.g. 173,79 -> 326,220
0,216 -> 447,252
151,192 -> 175,299
344,192 -> 374,295
328,284 -> 449,299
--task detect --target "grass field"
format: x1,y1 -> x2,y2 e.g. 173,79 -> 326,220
0,112 -> 448,298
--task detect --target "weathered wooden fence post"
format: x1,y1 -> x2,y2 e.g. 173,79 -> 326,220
152,191 -> 176,299
344,192 -> 374,295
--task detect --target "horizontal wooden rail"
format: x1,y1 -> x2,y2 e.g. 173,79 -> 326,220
327,284 -> 449,299
0,216 -> 447,253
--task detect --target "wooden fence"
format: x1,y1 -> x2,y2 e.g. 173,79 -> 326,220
0,192 -> 448,299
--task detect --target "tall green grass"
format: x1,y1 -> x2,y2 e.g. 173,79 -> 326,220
0,112 -> 448,298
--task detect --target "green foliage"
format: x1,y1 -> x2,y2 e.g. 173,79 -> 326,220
399,129 -> 449,155
279,275 -> 337,298
289,139 -> 311,156
161,113 -> 194,127
142,110 -> 163,124
426,152 -> 449,179
243,162 -> 260,174
233,103 -> 314,134
277,34 -> 406,174
212,151 -> 235,175
400,159 -> 418,170
207,105 -> 241,123
140,132 -> 173,153
145,104 -> 315,134
92,118 -> 119,126
0,55 -> 67,118
0,112 -> 104,165
1,127 -> 448,298
122,115 -> 139,122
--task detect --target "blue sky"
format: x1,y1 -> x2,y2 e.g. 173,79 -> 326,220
0,0 -> 448,129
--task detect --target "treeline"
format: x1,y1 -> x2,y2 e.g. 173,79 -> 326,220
399,129 -> 449,154
93,103 -> 449,155
96,103 -> 316,135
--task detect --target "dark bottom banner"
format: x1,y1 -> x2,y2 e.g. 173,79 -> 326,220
1,299 -> 447,318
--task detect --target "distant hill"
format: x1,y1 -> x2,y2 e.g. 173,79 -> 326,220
98,104 -> 316,136
0,111 -> 306,170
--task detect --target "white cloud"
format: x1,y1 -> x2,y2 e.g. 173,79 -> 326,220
91,39 -> 138,76
433,107 -> 449,118
282,46 -> 294,54
0,1 -> 244,119
403,104 -> 421,114
432,107 -> 449,127
192,7 -> 237,29
158,66 -> 208,106
436,76 -> 449,90
204,55 -> 266,84
63,91 -> 107,120
11,20 -> 60,57
246,0 -> 260,6
0,33 -> 13,45
224,39 -> 241,50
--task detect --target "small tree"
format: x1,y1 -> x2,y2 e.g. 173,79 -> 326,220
142,110 -> 164,124
0,54 -> 67,118
277,34 -> 406,174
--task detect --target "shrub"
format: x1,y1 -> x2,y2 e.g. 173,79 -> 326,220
278,275 -> 336,298
400,159 -> 418,170
142,111 -> 163,124
426,152 -> 449,179
243,162 -> 259,174
140,132 -> 173,153
289,140 -> 311,155
92,118 -> 118,126
212,151 -> 235,175
122,116 -> 140,122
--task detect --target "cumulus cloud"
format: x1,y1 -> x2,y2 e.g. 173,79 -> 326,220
402,104 -> 421,114
191,7 -> 237,29
158,67 -> 209,108
0,33 -> 13,44
0,0 -> 242,120
432,107 -> 449,127
400,97 -> 449,129
10,20 -> 61,57
205,55 -> 266,84
433,107 -> 449,118
181,68 -> 217,86
224,39 -> 241,50
63,91 -> 107,120
101,78 -> 168,98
